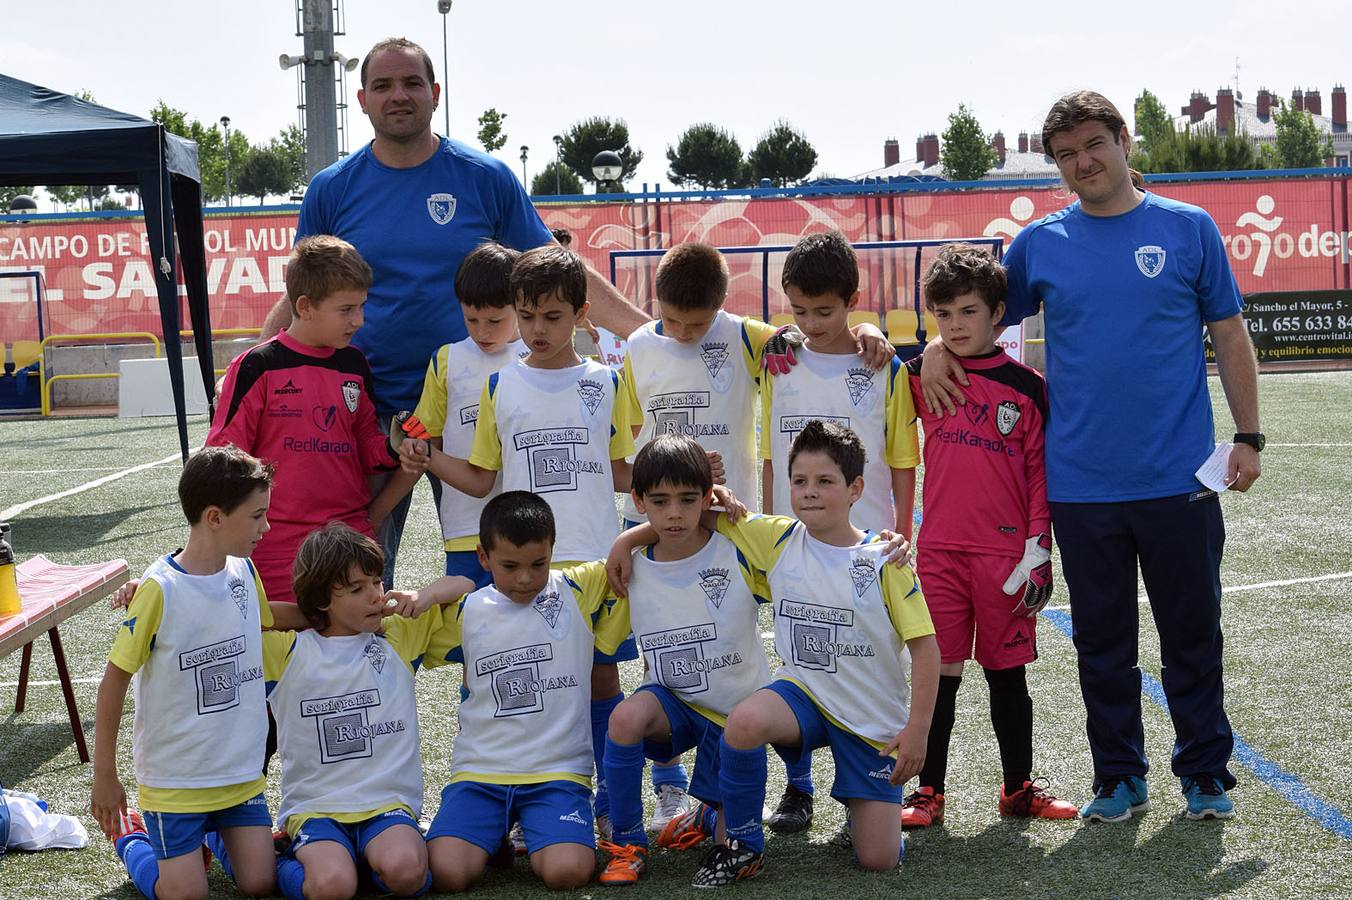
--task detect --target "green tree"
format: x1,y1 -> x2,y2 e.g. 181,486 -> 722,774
1266,101 -> 1335,168
559,118 -> 643,189
530,161 -> 584,196
272,124 -> 308,194
666,124 -> 745,189
1133,123 -> 1260,174
747,121 -> 817,187
1133,90 -> 1175,159
235,146 -> 292,204
149,101 -> 250,202
477,108 -> 508,153
939,103 -> 998,181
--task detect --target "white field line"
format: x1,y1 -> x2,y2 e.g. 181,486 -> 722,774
0,453 -> 179,520
0,676 -> 102,688
1045,570 -> 1352,612
1268,443 -> 1352,447
7,466 -> 166,475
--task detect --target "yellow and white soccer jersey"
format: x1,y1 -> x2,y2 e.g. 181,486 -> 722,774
469,359 -> 634,564
627,531 -> 771,724
716,514 -> 933,749
619,311 -> 776,522
109,554 -> 273,813
414,338 -> 529,551
428,563 -> 629,786
759,349 -> 918,533
262,609 -> 452,835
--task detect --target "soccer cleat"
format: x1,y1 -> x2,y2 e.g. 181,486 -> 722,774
690,839 -> 764,888
901,786 -> 945,829
111,810 -> 147,849
1081,775 -> 1150,823
657,802 -> 713,851
272,827 -> 291,855
999,778 -> 1079,819
766,785 -> 814,834
509,821 -> 528,855
597,840 -> 649,886
1181,776 -> 1234,820
649,783 -> 695,834
595,813 -> 613,842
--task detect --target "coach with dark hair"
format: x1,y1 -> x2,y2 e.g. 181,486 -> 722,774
920,90 -> 1262,824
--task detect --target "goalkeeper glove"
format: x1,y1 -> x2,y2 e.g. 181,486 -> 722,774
761,324 -> 805,376
1003,533 -> 1053,617
389,411 -> 431,454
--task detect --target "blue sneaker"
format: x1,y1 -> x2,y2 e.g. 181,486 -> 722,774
1181,776 -> 1234,820
1081,776 -> 1150,823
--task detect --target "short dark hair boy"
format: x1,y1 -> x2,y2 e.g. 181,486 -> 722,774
781,231 -> 859,300
922,244 -> 1008,314
631,434 -> 714,498
511,246 -> 588,311
291,523 -> 387,631
787,419 -> 866,484
178,444 -> 275,524
654,243 -> 730,311
479,490 -> 557,552
456,242 -> 522,309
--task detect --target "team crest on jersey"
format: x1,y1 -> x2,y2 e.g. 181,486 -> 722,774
849,556 -> 878,597
1135,244 -> 1167,278
534,590 -> 564,628
363,637 -> 387,674
845,368 -> 874,406
426,192 -> 457,225
996,400 -> 1021,436
341,380 -> 360,413
576,379 -> 604,416
228,577 -> 248,619
700,341 -> 729,380
698,568 -> 731,609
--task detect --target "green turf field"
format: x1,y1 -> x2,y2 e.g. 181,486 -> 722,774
2,371 -> 1350,898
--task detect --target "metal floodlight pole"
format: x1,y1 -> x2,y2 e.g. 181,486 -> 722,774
438,0 -> 452,136
220,115 -> 232,206
552,134 -> 563,194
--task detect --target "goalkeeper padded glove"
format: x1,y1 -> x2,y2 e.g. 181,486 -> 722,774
1003,533 -> 1053,617
389,411 -> 431,454
761,324 -> 805,376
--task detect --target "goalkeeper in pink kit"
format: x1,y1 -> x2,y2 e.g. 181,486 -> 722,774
901,244 -> 1077,828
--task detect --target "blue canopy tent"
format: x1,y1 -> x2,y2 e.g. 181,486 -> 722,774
0,73 -> 214,460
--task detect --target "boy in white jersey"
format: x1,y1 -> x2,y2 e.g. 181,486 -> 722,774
595,435 -> 769,885
378,242 -> 528,588
264,524 -> 476,899
422,491 -> 631,891
92,446 -> 277,900
620,241 -> 897,835
760,231 -> 919,540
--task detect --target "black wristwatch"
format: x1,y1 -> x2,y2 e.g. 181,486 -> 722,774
1233,432 -> 1265,452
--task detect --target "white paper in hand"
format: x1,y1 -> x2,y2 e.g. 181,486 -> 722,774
1195,441 -> 1236,492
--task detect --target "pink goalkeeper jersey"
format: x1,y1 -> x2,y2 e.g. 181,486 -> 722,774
207,329 -> 397,602
907,349 -> 1049,559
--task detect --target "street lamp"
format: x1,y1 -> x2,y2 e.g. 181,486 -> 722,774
552,134 -> 563,194
220,116 -> 232,207
520,145 -> 529,189
437,0 -> 453,136
591,149 -> 623,194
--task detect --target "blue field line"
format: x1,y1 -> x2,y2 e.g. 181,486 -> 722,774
1040,608 -> 1352,841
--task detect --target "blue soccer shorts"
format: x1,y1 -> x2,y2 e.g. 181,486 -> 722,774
142,792 -> 271,860
287,807 -> 419,864
634,684 -> 724,806
426,780 -> 595,855
445,550 -> 493,589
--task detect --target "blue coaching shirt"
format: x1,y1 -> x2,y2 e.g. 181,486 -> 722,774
1002,192 -> 1244,503
297,137 -> 555,415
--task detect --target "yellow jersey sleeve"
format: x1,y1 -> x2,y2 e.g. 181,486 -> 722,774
881,563 -> 934,642
608,369 -> 636,460
261,629 -> 296,684
741,318 -> 777,380
618,354 -> 643,426
424,595 -> 468,669
883,357 -> 921,469
561,562 -> 629,656
758,371 -> 777,461
412,346 -> 451,438
108,578 -> 165,674
714,512 -> 799,574
467,376 -> 503,471
380,605 -> 447,671
249,560 -> 273,628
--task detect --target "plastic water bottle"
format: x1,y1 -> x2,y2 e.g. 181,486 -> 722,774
0,523 -> 20,616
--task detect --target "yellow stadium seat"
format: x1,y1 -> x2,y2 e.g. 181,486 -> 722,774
847,311 -> 881,330
922,310 -> 940,340
11,339 -> 41,370
744,314 -> 764,322
769,312 -> 795,328
885,309 -> 919,346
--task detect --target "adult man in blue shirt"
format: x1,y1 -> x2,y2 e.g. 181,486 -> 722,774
260,37 -> 648,582
920,91 -> 1262,824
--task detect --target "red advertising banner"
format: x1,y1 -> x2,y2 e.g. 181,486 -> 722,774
2,175 -> 1349,344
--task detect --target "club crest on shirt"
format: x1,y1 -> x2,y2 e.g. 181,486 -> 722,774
535,590 -> 564,628
228,577 -> 249,619
845,368 -> 874,406
426,192 -> 457,225
576,378 -> 604,416
341,380 -> 360,414
698,567 -> 731,609
363,637 -> 387,674
996,400 -> 1021,436
1135,244 -> 1167,278
700,341 -> 729,380
849,556 -> 878,598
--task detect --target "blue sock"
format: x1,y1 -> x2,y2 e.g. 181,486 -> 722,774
116,832 -> 159,899
776,743 -> 814,795
204,830 -> 234,881
591,693 -> 624,818
604,736 -> 650,847
651,759 -> 690,793
699,803 -> 718,835
717,739 -> 768,853
277,855 -> 307,900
